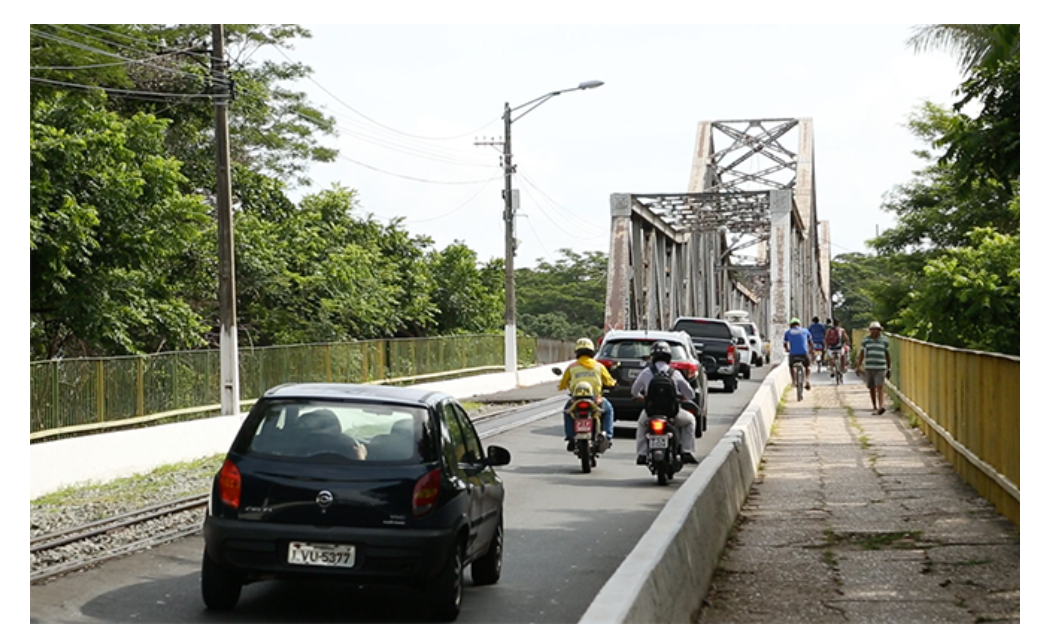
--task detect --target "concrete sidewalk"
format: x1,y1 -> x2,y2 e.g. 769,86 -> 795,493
695,373 -> 1020,624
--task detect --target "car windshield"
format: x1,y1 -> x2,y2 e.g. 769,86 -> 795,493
673,320 -> 732,339
234,399 -> 436,464
601,340 -> 690,361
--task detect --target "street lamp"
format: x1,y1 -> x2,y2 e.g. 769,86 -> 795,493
500,80 -> 604,375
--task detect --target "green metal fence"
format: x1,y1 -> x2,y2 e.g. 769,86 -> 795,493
30,335 -> 570,439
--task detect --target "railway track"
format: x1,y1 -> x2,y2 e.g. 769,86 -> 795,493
30,399 -> 559,584
30,494 -> 209,583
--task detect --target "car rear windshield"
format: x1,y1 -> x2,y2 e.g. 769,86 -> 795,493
673,320 -> 732,340
736,323 -> 758,336
232,399 -> 437,464
600,340 -> 690,361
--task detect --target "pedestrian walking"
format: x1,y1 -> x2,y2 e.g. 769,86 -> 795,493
855,321 -> 891,414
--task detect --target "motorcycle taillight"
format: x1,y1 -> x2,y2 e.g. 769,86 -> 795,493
650,419 -> 666,434
575,401 -> 592,418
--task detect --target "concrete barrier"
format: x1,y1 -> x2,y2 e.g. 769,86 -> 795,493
580,361 -> 790,623
29,363 -> 567,500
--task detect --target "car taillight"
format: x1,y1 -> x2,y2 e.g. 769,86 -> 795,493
218,459 -> 241,510
650,419 -> 666,434
597,358 -> 616,369
727,344 -> 736,364
412,469 -> 442,517
575,400 -> 592,418
672,361 -> 699,379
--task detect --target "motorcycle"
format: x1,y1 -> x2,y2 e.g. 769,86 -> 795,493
567,383 -> 609,473
552,368 -> 609,473
644,414 -> 684,485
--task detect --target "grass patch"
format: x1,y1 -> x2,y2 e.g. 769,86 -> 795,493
953,558 -> 993,567
31,453 -> 224,509
845,531 -> 924,550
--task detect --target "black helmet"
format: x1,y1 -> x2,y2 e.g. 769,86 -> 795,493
650,341 -> 672,363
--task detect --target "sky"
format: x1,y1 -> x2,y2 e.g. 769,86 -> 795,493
264,21 -> 970,270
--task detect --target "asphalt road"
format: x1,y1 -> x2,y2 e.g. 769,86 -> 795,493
29,363 -> 779,624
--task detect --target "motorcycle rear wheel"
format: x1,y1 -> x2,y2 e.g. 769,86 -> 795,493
656,469 -> 668,485
578,440 -> 591,473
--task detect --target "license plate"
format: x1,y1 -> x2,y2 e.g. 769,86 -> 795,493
288,542 -> 356,568
627,369 -> 641,380
648,436 -> 669,450
575,418 -> 594,434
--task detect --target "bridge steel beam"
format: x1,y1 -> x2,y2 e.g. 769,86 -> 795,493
604,118 -> 830,350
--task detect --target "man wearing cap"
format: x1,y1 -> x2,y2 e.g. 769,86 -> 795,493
783,317 -> 814,391
856,321 -> 891,414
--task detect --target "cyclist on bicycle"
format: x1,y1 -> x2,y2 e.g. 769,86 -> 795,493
808,316 -> 827,369
808,316 -> 826,354
784,318 -> 814,391
824,318 -> 851,375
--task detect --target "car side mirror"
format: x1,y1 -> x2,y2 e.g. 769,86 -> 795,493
486,445 -> 511,467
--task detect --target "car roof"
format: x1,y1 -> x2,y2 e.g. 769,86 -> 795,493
601,330 -> 691,344
672,316 -> 733,326
260,382 -> 449,406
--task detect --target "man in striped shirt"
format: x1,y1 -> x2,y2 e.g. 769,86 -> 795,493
856,321 -> 891,414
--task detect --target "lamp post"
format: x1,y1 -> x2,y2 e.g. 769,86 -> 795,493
500,80 -> 604,374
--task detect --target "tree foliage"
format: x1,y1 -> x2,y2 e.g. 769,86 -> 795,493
834,25 -> 1020,356
30,92 -> 211,358
896,228 -> 1019,354
428,243 -> 504,335
907,24 -> 1019,196
516,249 -> 608,341
28,24 -> 597,361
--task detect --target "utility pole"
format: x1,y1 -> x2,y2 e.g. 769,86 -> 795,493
212,24 -> 239,416
475,105 -> 519,376
476,81 -> 602,375
502,102 -> 518,374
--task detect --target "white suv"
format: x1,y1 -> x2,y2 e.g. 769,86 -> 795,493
723,310 -> 765,367
732,326 -> 752,379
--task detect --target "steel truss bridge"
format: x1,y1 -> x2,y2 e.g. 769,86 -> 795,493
604,118 -> 831,352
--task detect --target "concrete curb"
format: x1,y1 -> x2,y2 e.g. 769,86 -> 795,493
29,363 -> 567,500
580,361 -> 790,623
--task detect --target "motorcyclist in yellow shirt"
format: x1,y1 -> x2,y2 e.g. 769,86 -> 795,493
558,337 -> 616,451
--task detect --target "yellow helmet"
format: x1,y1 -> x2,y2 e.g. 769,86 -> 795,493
574,337 -> 595,356
573,381 -> 595,399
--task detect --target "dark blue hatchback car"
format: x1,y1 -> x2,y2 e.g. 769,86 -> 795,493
201,383 -> 511,622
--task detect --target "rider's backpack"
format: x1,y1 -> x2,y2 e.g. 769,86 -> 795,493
825,327 -> 841,346
644,365 -> 680,417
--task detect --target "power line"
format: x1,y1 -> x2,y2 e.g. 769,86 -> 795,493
31,27 -> 203,81
337,152 -> 500,185
270,43 -> 499,142
403,178 -> 498,223
29,77 -> 226,100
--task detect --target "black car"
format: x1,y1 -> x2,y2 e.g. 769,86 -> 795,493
201,382 -> 511,622
595,330 -> 710,435
670,316 -> 742,392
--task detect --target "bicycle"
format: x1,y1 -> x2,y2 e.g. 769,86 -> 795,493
827,348 -> 843,385
793,360 -> 806,401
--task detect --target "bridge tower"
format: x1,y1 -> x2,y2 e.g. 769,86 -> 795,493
603,118 -> 830,355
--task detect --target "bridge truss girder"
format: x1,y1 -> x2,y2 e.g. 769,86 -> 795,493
604,118 -> 830,353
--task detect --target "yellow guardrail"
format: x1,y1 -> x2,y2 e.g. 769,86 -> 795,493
852,329 -> 1020,525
